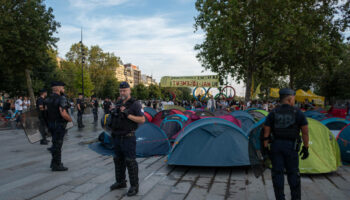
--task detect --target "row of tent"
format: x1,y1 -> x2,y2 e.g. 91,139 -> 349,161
90,106 -> 349,174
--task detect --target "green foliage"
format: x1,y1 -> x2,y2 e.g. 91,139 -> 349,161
100,77 -> 119,99
0,0 -> 60,96
194,0 -> 349,101
148,84 -> 162,99
132,84 -> 149,100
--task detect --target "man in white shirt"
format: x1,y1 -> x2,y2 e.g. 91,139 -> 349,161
15,96 -> 23,114
207,96 -> 216,112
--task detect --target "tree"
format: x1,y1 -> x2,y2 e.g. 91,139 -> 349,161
88,45 -> 121,96
148,84 -> 161,99
100,77 -> 119,99
194,0 -> 349,101
132,84 -> 149,100
0,0 -> 60,106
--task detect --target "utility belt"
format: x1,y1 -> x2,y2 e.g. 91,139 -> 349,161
112,131 -> 135,138
272,135 -> 302,151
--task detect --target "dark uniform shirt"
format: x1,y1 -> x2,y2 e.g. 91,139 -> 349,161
36,97 -> 46,118
77,98 -> 85,112
113,99 -> 144,135
103,101 -> 111,112
93,100 -> 98,109
265,104 -> 308,128
47,93 -> 68,123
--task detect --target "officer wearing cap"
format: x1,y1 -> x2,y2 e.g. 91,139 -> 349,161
37,89 -> 49,145
263,88 -> 309,200
91,95 -> 98,124
109,81 -> 145,196
46,81 -> 72,171
76,93 -> 85,128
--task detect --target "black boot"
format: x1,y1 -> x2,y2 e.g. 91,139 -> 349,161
110,157 -> 127,191
52,163 -> 68,171
40,139 -> 48,145
126,158 -> 139,196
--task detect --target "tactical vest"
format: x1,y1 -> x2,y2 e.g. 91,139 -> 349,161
110,98 -> 138,135
46,94 -> 65,123
272,105 -> 300,140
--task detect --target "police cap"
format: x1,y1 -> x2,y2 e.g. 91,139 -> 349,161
119,81 -> 130,89
51,81 -> 65,87
78,93 -> 83,96
39,89 -> 47,94
279,88 -> 295,96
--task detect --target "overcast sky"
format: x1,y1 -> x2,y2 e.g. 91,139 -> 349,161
45,0 -> 246,96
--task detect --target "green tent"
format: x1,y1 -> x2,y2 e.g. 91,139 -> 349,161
299,118 -> 342,174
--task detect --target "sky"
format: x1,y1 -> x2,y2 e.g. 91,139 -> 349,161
45,0 -> 246,96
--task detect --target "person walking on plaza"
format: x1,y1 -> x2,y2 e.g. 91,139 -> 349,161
37,89 -> 49,145
109,82 -> 145,196
46,81 -> 72,171
263,88 -> 309,200
103,98 -> 112,116
91,95 -> 98,124
207,96 -> 216,112
76,93 -> 85,128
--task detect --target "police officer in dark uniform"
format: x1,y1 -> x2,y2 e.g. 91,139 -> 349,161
37,89 -> 49,145
46,81 -> 72,171
91,95 -> 98,123
77,93 -> 85,128
109,82 -> 145,196
263,88 -> 310,200
103,98 -> 111,115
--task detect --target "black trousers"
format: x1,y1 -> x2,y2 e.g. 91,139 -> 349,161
38,117 -> 48,140
113,135 -> 138,186
48,122 -> 66,166
271,139 -> 301,200
77,111 -> 83,127
93,108 -> 98,122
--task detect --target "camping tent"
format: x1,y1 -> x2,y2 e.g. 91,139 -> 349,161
304,111 -> 327,121
199,115 -> 242,128
299,118 -> 341,173
336,124 -> 350,163
163,105 -> 186,111
144,112 -> 153,122
167,118 -> 249,167
152,109 -> 184,126
248,118 -> 342,174
160,114 -> 189,140
135,123 -> 171,157
89,123 -> 171,157
320,118 -> 350,137
231,111 -> 256,133
213,109 -> 230,116
144,107 -> 157,117
195,110 -> 215,117
247,109 -> 268,122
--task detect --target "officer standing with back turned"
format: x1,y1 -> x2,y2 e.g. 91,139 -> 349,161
46,81 -> 72,171
37,89 -> 49,145
77,93 -> 85,128
263,88 -> 309,200
109,82 -> 145,196
91,95 -> 98,124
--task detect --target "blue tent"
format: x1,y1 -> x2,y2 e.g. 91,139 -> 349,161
144,107 -> 157,117
167,118 -> 249,167
89,123 -> 171,157
160,114 -> 188,140
231,111 -> 255,133
304,111 -> 327,121
320,118 -> 350,137
337,124 -> 350,163
135,123 -> 171,157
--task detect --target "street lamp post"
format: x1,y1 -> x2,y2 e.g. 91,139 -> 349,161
80,28 -> 85,97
